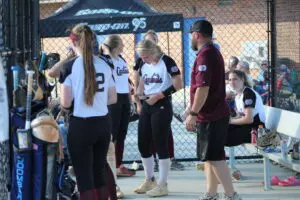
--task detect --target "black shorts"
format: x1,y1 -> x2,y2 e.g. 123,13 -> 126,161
225,124 -> 252,147
196,116 -> 229,161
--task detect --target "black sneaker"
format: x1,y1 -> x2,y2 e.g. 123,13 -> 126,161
170,160 -> 184,171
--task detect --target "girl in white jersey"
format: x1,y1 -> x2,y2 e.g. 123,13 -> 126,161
226,70 -> 266,146
100,35 -> 134,176
99,35 -> 131,198
133,30 -> 185,171
60,24 -> 117,200
134,40 -> 183,197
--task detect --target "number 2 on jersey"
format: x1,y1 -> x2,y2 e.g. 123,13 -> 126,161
96,73 -> 105,92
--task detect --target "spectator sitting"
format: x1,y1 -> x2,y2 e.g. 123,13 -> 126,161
277,65 -> 293,94
254,61 -> 270,104
225,56 -> 239,82
225,56 -> 240,116
256,60 -> 269,83
226,70 -> 266,180
237,61 -> 254,87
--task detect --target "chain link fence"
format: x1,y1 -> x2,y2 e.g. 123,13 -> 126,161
39,0 -> 274,163
275,0 -> 300,113
0,0 -> 12,86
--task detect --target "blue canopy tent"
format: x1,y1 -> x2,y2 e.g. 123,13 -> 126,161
40,0 -> 183,37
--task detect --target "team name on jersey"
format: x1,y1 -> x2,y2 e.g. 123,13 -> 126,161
116,66 -> 129,76
143,73 -> 163,85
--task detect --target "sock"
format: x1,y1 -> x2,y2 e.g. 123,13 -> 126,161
158,158 -> 171,185
141,156 -> 154,180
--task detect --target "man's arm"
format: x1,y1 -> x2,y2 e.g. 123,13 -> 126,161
190,86 -> 209,113
186,86 -> 209,131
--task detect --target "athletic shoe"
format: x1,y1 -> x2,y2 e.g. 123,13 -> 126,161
195,162 -> 205,171
154,159 -> 159,172
146,184 -> 168,197
134,178 -> 157,194
231,169 -> 241,181
131,161 -> 143,171
223,192 -> 242,200
170,160 -> 185,171
117,166 -> 136,177
116,185 -> 124,199
198,192 -> 219,200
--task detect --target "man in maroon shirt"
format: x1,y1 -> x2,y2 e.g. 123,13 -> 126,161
186,20 -> 241,200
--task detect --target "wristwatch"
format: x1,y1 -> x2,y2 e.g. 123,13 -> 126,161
189,110 -> 198,116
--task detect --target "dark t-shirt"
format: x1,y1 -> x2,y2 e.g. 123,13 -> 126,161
190,44 -> 229,123
236,87 -> 265,128
59,56 -> 77,84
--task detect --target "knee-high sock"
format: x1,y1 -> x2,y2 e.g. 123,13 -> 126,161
107,142 -> 117,181
141,156 -> 154,180
158,158 -> 170,185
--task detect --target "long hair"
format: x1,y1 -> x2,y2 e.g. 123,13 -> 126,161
71,24 -> 96,106
99,34 -> 122,57
230,70 -> 251,88
135,40 -> 163,60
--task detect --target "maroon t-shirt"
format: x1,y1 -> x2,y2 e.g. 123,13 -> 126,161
190,43 -> 230,123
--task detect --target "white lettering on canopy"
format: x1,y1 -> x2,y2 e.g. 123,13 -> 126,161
89,23 -> 130,32
75,8 -> 144,16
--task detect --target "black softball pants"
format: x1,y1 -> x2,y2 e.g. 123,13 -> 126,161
68,115 -> 110,193
138,98 -> 173,159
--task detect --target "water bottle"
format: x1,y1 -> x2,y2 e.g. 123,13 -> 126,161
280,140 -> 288,159
257,124 -> 265,138
251,128 -> 257,144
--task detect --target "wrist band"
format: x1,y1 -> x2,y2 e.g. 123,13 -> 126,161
162,85 -> 176,97
189,110 -> 198,116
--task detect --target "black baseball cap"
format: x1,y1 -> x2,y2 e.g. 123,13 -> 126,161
190,20 -> 213,37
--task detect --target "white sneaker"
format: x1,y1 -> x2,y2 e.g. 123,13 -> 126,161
198,192 -> 219,200
146,184 -> 168,197
116,185 -> 124,199
134,178 -> 157,194
223,192 -> 242,200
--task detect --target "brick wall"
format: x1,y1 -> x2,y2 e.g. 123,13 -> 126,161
39,0 -> 300,70
40,2 -> 66,19
276,0 -> 300,68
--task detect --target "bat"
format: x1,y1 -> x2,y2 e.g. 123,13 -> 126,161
16,61 -> 35,151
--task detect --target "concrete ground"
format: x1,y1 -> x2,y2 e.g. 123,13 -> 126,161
118,162 -> 300,200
